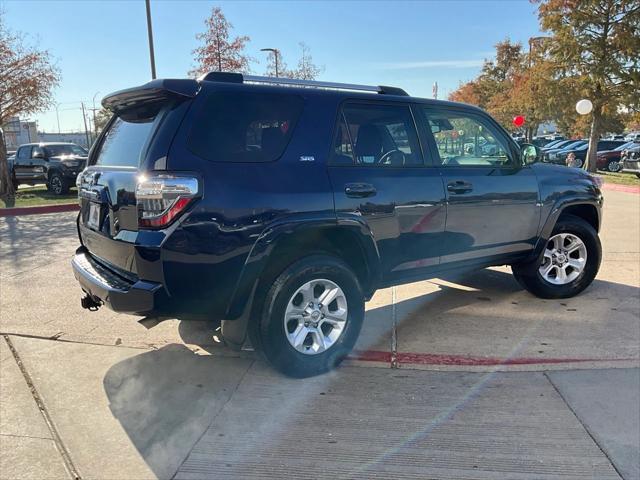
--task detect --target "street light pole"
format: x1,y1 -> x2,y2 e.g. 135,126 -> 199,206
55,104 -> 61,135
260,48 -> 280,77
145,0 -> 157,79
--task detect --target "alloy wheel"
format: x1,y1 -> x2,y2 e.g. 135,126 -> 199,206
283,279 -> 348,355
607,160 -> 622,172
539,233 -> 587,285
50,176 -> 63,195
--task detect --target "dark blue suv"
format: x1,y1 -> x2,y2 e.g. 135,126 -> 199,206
73,73 -> 603,377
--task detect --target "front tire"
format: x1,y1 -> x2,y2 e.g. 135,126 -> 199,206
512,215 -> 601,299
606,160 -> 622,172
47,173 -> 69,195
252,255 -> 364,378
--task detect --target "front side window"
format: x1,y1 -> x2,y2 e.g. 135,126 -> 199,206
425,109 -> 512,167
331,103 -> 423,167
17,147 -> 31,160
31,146 -> 44,158
189,92 -> 304,163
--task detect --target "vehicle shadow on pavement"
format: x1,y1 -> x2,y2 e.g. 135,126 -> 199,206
102,268 -> 638,478
0,213 -> 77,276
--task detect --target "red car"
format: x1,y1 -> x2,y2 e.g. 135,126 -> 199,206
597,141 -> 639,172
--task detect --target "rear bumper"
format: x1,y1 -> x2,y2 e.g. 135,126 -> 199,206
72,247 -> 163,314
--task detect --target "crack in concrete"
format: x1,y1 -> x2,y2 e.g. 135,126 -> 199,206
543,371 -> 625,480
2,335 -> 82,480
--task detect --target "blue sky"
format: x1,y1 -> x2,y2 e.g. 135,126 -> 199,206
2,0 -> 543,132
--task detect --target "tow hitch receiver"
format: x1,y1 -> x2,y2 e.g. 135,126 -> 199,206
81,294 -> 102,311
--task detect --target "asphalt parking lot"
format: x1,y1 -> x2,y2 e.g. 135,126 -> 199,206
1,189 -> 639,479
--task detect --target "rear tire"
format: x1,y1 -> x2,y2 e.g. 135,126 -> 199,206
47,172 -> 69,195
252,255 -> 364,378
512,215 -> 601,299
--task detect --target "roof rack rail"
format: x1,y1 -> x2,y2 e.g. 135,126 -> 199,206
198,72 -> 409,96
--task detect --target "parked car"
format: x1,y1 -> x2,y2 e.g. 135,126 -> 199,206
542,139 -> 578,152
72,74 -> 604,377
547,140 -> 626,168
624,132 -> 640,142
621,143 -> 640,178
596,141 -> 639,172
10,142 -> 88,194
533,136 -> 564,148
543,140 -> 587,163
537,138 -> 565,150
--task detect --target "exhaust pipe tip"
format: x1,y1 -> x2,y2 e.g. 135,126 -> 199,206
81,294 -> 102,311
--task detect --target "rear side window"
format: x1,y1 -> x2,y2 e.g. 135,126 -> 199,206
330,103 -> 423,167
188,92 -> 304,163
95,115 -> 156,167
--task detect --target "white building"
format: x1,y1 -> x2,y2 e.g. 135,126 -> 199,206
2,117 -> 38,151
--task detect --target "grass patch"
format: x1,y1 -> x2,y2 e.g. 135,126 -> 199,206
598,171 -> 640,187
0,186 -> 78,209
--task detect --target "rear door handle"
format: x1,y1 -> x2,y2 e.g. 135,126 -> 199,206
345,183 -> 377,198
447,181 -> 473,194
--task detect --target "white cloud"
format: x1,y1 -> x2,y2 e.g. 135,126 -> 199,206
376,59 -> 485,70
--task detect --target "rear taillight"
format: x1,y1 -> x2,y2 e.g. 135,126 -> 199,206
135,174 -> 199,229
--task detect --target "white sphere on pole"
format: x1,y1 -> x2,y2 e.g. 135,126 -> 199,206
576,99 -> 593,115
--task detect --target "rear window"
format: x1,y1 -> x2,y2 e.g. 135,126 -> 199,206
188,92 -> 303,163
94,115 -> 156,167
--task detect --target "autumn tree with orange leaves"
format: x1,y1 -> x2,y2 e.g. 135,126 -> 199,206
535,0 -> 639,172
191,6 -> 253,77
0,13 -> 60,200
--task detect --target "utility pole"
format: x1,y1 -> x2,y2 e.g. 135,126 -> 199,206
81,102 -> 90,148
145,0 -> 157,79
91,91 -> 101,137
432,81 -> 438,100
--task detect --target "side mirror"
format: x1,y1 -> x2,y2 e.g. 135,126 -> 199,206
32,150 -> 45,159
521,143 -> 541,165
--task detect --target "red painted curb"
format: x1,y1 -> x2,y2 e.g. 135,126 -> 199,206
351,350 -> 638,366
0,203 -> 79,217
602,183 -> 640,194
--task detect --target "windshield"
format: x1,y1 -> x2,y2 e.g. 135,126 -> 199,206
44,144 -> 87,156
562,141 -> 585,150
615,141 -> 636,151
549,140 -> 572,149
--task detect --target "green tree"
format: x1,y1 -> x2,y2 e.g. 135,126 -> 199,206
536,0 -> 640,171
0,13 -> 60,200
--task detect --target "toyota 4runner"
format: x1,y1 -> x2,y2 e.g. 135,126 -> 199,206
73,73 -> 603,377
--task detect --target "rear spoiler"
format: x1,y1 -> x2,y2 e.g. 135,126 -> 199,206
102,79 -> 200,113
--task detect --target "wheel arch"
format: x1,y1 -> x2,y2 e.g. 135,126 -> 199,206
225,217 -> 381,322
530,198 -> 601,263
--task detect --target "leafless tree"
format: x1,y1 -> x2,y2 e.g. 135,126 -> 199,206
0,13 -> 60,199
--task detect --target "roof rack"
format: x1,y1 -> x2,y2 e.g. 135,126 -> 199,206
198,72 -> 409,96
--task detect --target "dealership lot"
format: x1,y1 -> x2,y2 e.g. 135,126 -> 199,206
1,189 -> 639,479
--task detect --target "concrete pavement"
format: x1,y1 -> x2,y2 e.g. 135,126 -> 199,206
1,189 -> 638,479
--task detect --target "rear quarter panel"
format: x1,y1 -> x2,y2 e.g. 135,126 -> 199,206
161,85 -> 340,317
